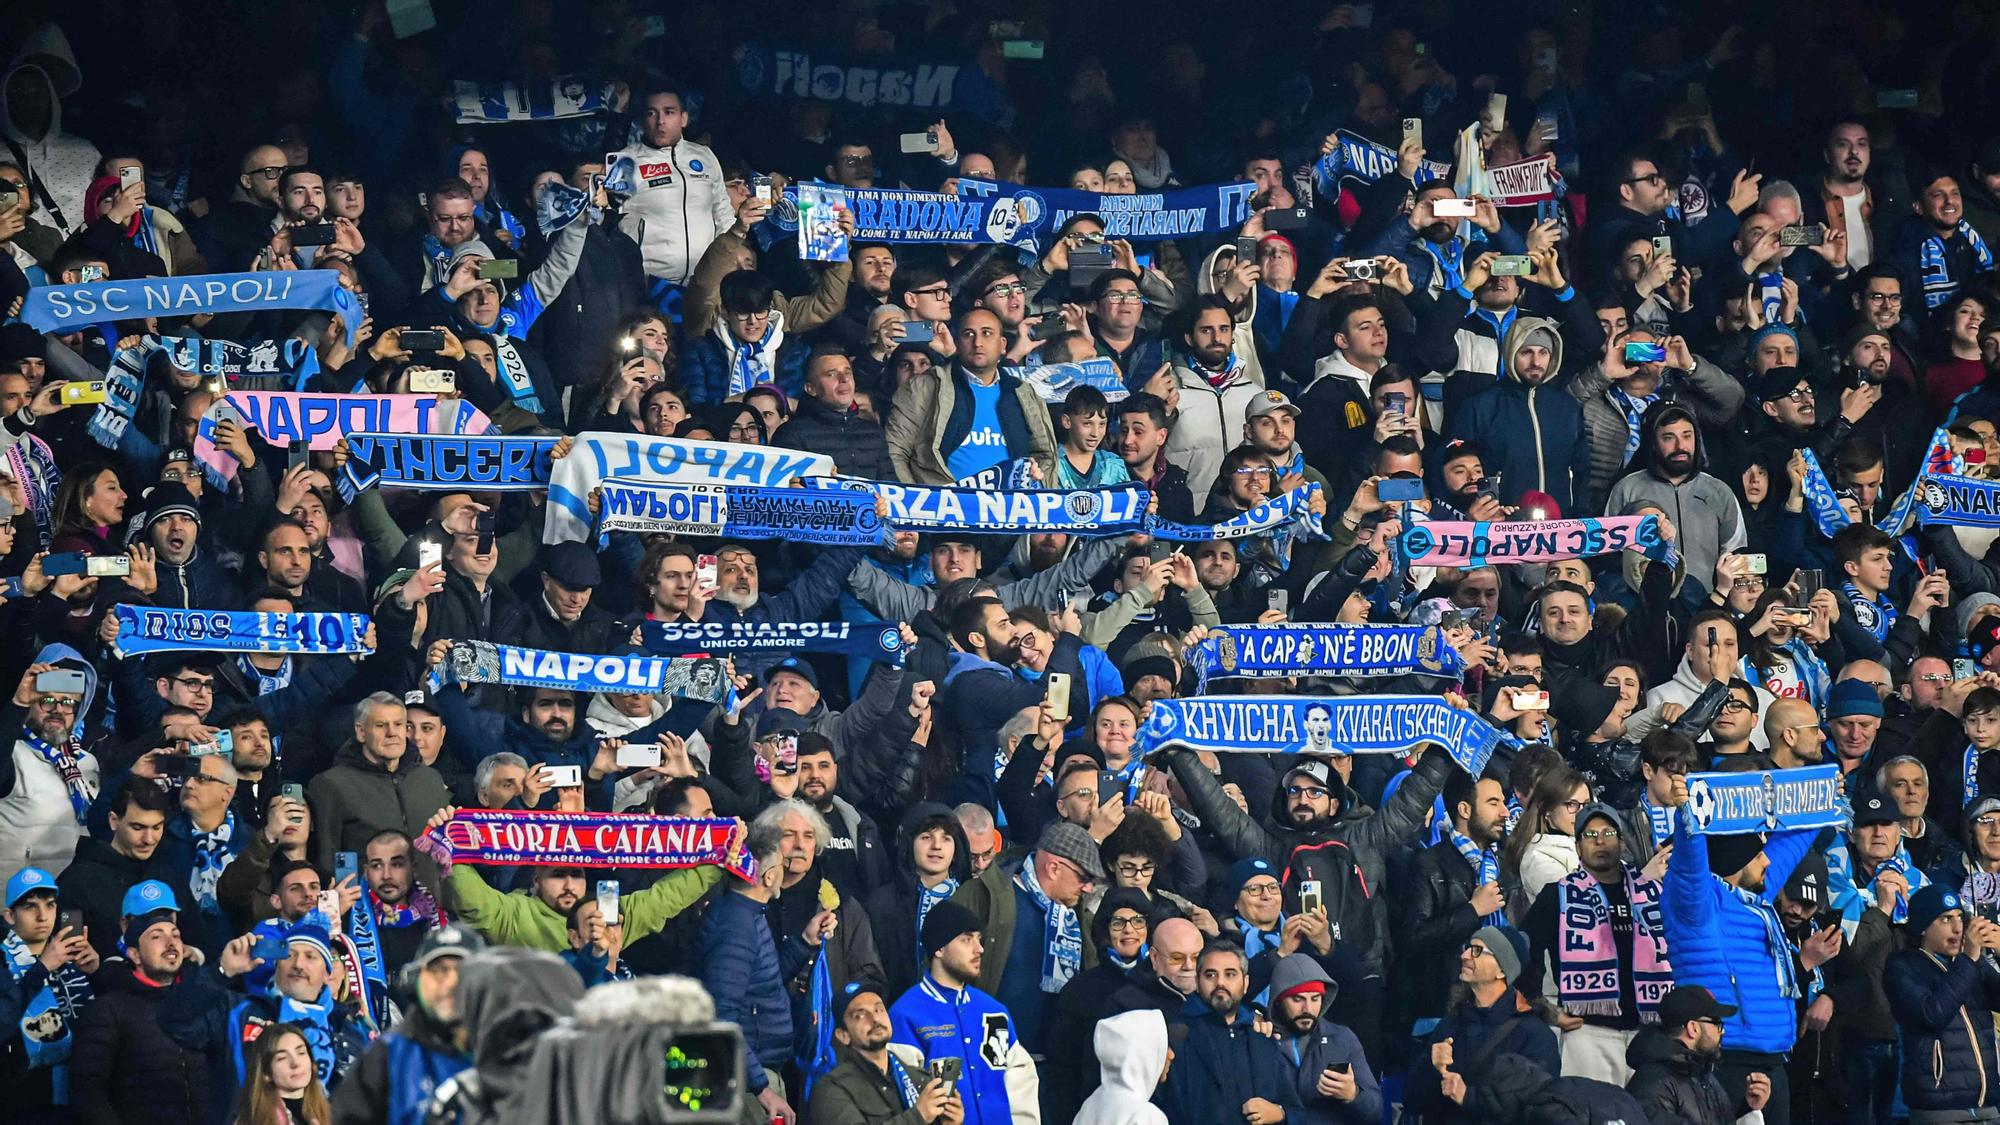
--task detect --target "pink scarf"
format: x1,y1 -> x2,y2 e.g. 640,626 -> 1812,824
1555,866 -> 1672,1021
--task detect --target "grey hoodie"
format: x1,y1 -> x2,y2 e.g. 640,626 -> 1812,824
0,25 -> 98,233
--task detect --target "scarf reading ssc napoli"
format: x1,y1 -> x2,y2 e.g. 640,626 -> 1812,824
20,270 -> 359,347
437,808 -> 752,877
1138,694 -> 1504,777
113,607 -> 371,656
337,433 -> 561,500
1188,624 -> 1463,688
1916,472 -> 2000,530
427,639 -> 731,705
596,479 -> 885,546
1399,515 -> 1678,568
1678,764 -> 1850,835
639,620 -> 906,663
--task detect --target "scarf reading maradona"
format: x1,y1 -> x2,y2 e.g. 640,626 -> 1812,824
1016,856 -> 1082,993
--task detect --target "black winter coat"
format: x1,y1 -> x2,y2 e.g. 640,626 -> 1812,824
526,221 -> 648,393
1396,840 -> 1487,1023
770,394 -> 895,479
70,963 -> 211,1125
1623,1024 -> 1736,1125
58,836 -> 178,962
1885,946 -> 2000,1113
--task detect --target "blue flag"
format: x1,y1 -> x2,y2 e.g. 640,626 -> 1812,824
956,177 -> 1261,249
113,607 -> 371,656
597,480 -> 885,545
337,433 -> 560,499
1188,624 -> 1463,686
21,271 -> 360,347
1137,694 -> 1505,776
639,621 -> 905,663
1680,764 -> 1850,835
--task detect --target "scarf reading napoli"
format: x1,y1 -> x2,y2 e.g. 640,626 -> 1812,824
438,809 -> 753,878
1137,694 -> 1505,776
1679,764 -> 1850,835
1399,514 -> 1678,568
428,639 -> 732,704
19,270 -> 360,347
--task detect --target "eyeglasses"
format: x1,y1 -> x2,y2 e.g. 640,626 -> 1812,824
1976,814 -> 2000,829
1580,827 -> 1621,841
1720,699 -> 1753,713
1241,882 -> 1282,896
837,154 -> 872,167
1779,387 -> 1812,403
1735,575 -> 1767,588
1286,785 -> 1329,799
246,166 -> 284,181
1234,467 -> 1274,478
1919,672 -> 1951,682
1865,292 -> 1904,304
1060,788 -> 1098,802
1101,292 -> 1145,304
34,696 -> 79,711
983,283 -> 1027,298
1464,942 -> 1492,957
727,309 -> 772,323
1108,915 -> 1148,931
910,284 -> 951,299
1559,798 -> 1587,812
1115,862 -> 1157,878
1160,951 -> 1199,967
172,677 -> 216,692
1623,172 -> 1665,186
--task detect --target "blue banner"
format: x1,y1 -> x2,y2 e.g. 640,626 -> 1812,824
1680,764 -> 1850,835
113,607 -> 371,656
1797,448 -> 1853,539
808,480 -> 1150,535
1189,625 -> 1464,685
1137,693 -> 1505,776
428,640 -> 730,703
731,42 -> 1011,122
1013,358 -> 1129,404
1151,485 -> 1324,542
20,271 -> 360,347
452,76 -> 614,123
1311,130 -> 1452,199
545,433 -> 834,545
161,336 -> 318,384
955,178 -> 1260,248
639,621 -> 906,662
337,433 -> 560,499
1917,473 -> 2000,529
764,185 -> 1008,245
596,480 -> 884,545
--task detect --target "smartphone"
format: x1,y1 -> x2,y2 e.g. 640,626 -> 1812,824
290,223 -> 338,247
78,264 -> 105,283
153,753 -> 194,778
251,933 -> 286,963
1796,568 -> 1824,603
288,439 -> 310,470
36,669 -> 87,695
1000,39 -> 1045,60
927,1056 -> 963,1083
1623,341 -> 1668,364
282,781 -> 305,805
86,556 -> 132,578
899,130 -> 939,154
408,367 -> 457,394
119,165 -> 143,190
334,851 -> 358,886
1331,1062 -> 1354,1076
544,764 -> 584,788
1027,317 -> 1069,342
1489,255 -> 1533,277
1875,89 -> 1919,109
1432,198 -> 1478,219
419,539 -> 444,571
0,189 -> 16,210
1652,236 -> 1673,259
596,879 -> 621,925
899,320 -> 936,344
60,381 -> 109,405
192,729 -> 234,757
1261,207 -> 1310,231
1510,689 -> 1551,711
1403,117 -> 1423,146
616,741 -> 663,768
1046,671 -> 1073,724
1299,879 -> 1323,916
751,173 -> 773,204
1068,244 -> 1116,279
476,258 -> 519,280
1486,92 -> 1507,126
772,735 -> 798,774
1743,553 -> 1768,575
1772,607 -> 1814,627
1343,257 -> 1379,280
1268,587 -> 1290,614
1378,478 -> 1425,502
1384,391 -> 1408,419
988,19 -> 1024,37
1778,225 -> 1826,248
317,889 -> 343,931
696,553 -> 718,587
41,552 -> 89,577
56,908 -> 82,939
1235,235 -> 1261,260
1958,658 -> 1981,680
399,328 -> 446,352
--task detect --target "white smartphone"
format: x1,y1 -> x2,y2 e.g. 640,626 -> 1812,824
1433,198 -> 1478,218
1046,672 -> 1072,724
616,741 -> 663,769
544,764 -> 584,788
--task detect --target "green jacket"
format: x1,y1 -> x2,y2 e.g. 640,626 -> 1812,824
445,862 -> 724,952
305,743 -> 454,875
806,1043 -> 930,1125
950,855 -> 1097,998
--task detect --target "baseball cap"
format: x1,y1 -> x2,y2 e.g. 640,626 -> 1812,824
403,689 -> 441,716
1037,821 -> 1106,882
1852,790 -> 1898,828
1284,760 -> 1334,790
1246,389 -> 1301,420
836,979 -> 891,1022
1972,616 -> 2000,664
763,657 -> 820,691
1656,985 -> 1738,1028
414,922 -> 486,968
5,867 -> 56,907
122,879 -> 181,918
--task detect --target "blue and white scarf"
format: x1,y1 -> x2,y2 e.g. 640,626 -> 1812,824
1745,639 -> 1830,713
21,271 -> 360,349
112,606 -> 372,657
716,312 -> 785,398
1422,239 -> 1467,292
641,621 -> 906,663
1797,448 -> 1852,540
86,336 -> 158,452
237,654 -> 293,696
914,878 -> 959,972
337,433 -> 561,499
543,433 -> 833,546
1188,624 -> 1462,686
1450,829 -> 1505,926
1151,484 -> 1324,542
489,338 -> 544,415
1644,800 -> 1675,847
1826,838 -> 1929,937
1841,581 -> 1898,644
1138,694 -> 1506,777
1918,220 -> 1995,309
597,479 -> 886,547
421,235 -> 454,289
188,811 -> 236,913
1607,385 -> 1658,466
21,730 -> 89,827
1916,473 -> 2000,530
812,478 -> 1150,536
428,640 -> 731,704
1727,881 -> 1801,999
1016,855 -> 1082,993
3,928 -> 92,1083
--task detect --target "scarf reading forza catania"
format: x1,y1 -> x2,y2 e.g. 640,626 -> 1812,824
437,809 -> 755,877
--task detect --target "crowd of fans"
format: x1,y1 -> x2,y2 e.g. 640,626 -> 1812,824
8,0 -> 2000,1122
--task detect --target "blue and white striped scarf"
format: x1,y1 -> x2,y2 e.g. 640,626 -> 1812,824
1016,856 -> 1082,993
1450,828 -> 1505,925
1607,385 -> 1659,465
716,312 -> 785,397
189,810 -> 236,913
915,878 -> 959,971
1827,837 -> 1927,936
1919,220 -> 1994,309
1725,881 -> 1801,999
237,654 -> 293,696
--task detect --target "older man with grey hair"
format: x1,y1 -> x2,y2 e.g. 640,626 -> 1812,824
307,691 -> 452,872
753,799 -> 885,1049
472,751 -> 534,810
1876,754 -> 1961,874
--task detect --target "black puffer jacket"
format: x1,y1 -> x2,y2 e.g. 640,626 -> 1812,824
861,802 -> 973,999
69,962 -> 211,1125
1623,1024 -> 1735,1125
770,393 -> 895,479
1476,1053 -> 1653,1125
1885,946 -> 2000,1114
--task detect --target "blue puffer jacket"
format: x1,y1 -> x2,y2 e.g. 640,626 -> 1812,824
1884,947 -> 2000,1112
1163,1000 -> 1307,1125
698,890 -> 812,1092
1661,820 -> 1817,1053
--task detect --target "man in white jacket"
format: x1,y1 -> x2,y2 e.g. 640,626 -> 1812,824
1626,609 -> 1778,750
611,89 -> 734,287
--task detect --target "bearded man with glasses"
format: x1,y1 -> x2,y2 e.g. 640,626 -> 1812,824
0,654 -> 100,884
1590,152 -> 1764,292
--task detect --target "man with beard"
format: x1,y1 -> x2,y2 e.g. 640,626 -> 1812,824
1803,121 -> 1880,269
1625,986 -> 1774,1124
272,166 -> 332,268
1407,925 -> 1560,1124
68,899 -> 211,1125
1752,366 -> 1861,462
1401,771 -> 1512,1026
889,902 -> 1039,1125
1571,329 -> 1744,512
1835,327 -> 1925,496
1116,393 -> 1195,521
1267,953 -> 1381,1124
1159,298 -> 1265,508
1160,943 -> 1302,1124
1105,916 -> 1203,1022
1848,265 -> 1924,387
1525,805 -> 1674,1084
330,924 -> 485,1125
794,735 -> 887,897
255,516 -> 367,615
1605,402 -> 1742,588
359,829 -> 441,976
1446,298 -> 1594,514
1427,440 -> 1509,520
1663,810 -> 1822,1122
134,482 -> 236,610
939,597 -> 1069,803
1765,698 -> 1828,769
1892,169 -> 1992,312
1,655 -> 101,884
809,979 -> 964,1125
703,542 -> 865,674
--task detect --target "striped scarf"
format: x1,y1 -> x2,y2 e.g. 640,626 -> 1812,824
1725,881 -> 1801,999
21,729 -> 89,826
1187,347 -> 1249,390
1450,828 -> 1505,926
1016,857 -> 1082,993
4,434 -> 59,549
715,311 -> 786,397
1553,867 -> 1672,1020
1919,220 -> 1995,308
1607,385 -> 1659,465
238,654 -> 293,696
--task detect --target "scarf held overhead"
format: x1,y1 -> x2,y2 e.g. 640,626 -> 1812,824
19,270 -> 359,347
956,177 -> 1260,249
1399,515 -> 1678,568
1137,694 -> 1504,776
452,76 -> 616,123
804,477 -> 1150,535
195,392 -> 495,483
336,433 -> 560,499
1188,624 -> 1463,685
113,607 -> 371,656
639,620 -> 905,662
1680,764 -> 1850,835
596,479 -> 884,546
428,639 -> 731,704
437,808 -> 751,877
543,432 -> 833,545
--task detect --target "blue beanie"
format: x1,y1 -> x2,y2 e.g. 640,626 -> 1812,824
1226,857 -> 1278,901
1827,680 -> 1884,720
283,922 -> 336,971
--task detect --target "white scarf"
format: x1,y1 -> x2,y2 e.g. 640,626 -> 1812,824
714,309 -> 787,397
